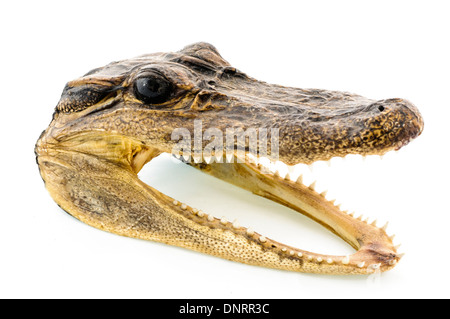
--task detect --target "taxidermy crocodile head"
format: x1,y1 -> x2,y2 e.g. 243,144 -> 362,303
35,42 -> 423,274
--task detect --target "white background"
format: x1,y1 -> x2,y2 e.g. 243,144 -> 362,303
1,0 -> 449,298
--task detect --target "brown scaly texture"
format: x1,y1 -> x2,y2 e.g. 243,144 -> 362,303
35,43 -> 423,275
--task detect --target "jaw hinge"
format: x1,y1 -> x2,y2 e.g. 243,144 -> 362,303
130,146 -> 162,174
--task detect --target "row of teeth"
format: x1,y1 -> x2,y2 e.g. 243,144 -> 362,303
247,154 -> 394,225
170,194 -> 401,270
174,152 -> 391,166
246,152 -> 391,174
177,152 -> 395,213
170,152 -> 402,271
253,154 -> 402,256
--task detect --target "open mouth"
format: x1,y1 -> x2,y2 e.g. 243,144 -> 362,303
37,43 -> 423,275
135,149 -> 403,275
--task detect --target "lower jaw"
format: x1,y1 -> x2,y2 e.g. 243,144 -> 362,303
140,151 -> 403,274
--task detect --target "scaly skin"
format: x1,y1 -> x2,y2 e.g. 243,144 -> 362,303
35,43 -> 423,275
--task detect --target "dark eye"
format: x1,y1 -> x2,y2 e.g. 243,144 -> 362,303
134,75 -> 173,105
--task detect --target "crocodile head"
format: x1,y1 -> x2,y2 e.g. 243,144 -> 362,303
35,42 -> 423,275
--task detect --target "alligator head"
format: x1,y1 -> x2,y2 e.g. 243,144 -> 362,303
35,42 -> 423,275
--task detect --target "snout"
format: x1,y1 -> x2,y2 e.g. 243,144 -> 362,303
379,98 -> 424,141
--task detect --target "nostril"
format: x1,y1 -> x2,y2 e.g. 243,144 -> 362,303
378,105 -> 385,112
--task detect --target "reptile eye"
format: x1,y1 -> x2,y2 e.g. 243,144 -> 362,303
134,75 -> 173,105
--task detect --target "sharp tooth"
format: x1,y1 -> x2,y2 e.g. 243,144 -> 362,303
369,263 -> 381,270
296,175 -> 304,184
216,154 -> 224,163
357,261 -> 365,268
220,217 -> 228,225
397,253 -> 405,259
371,219 -> 378,226
342,255 -> 350,265
204,155 -> 212,164
320,190 -> 328,198
309,181 -> 317,190
182,154 -> 190,162
382,222 -> 389,231
329,199 -> 336,205
363,217 -> 369,223
193,156 -> 201,163
349,211 -> 355,217
246,228 -> 254,236
284,173 -> 291,181
389,234 -> 396,241
394,244 -> 401,251
389,259 -> 397,266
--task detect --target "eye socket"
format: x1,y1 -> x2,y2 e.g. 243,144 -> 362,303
134,75 -> 173,105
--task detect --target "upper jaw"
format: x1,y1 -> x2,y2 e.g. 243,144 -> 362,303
271,99 -> 424,165
175,68 -> 425,165
47,47 -> 424,167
